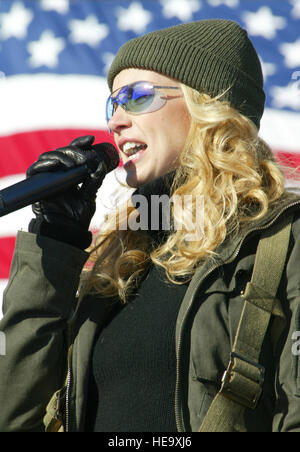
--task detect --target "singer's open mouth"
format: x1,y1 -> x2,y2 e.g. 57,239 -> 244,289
123,145 -> 147,167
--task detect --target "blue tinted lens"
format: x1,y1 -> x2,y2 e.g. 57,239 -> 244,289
106,82 -> 155,124
106,85 -> 129,124
128,82 -> 154,112
117,85 -> 130,106
106,97 -> 113,124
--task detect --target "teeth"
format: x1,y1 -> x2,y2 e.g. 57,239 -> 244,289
122,142 -> 146,156
127,154 -> 138,161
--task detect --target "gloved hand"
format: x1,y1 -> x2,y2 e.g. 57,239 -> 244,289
28,135 -> 106,249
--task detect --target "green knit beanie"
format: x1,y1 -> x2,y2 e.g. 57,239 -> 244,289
107,19 -> 265,129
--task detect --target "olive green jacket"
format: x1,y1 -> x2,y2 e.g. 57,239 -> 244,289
1,192 -> 300,432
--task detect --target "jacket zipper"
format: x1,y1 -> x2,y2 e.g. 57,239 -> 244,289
174,259 -> 225,432
174,200 -> 300,432
64,338 -> 74,432
65,367 -> 72,432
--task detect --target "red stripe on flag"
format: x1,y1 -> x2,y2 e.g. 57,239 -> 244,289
1,129 -> 115,178
276,151 -> 300,171
0,237 -> 16,279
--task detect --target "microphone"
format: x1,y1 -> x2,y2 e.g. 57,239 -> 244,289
0,142 -> 120,217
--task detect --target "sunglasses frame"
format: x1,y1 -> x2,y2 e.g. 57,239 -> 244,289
106,81 -> 181,128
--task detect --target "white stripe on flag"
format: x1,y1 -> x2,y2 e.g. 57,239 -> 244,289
260,108 -> 300,152
0,74 -> 109,136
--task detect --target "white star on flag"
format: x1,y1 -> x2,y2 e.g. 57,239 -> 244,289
207,0 -> 239,7
102,53 -> 115,75
160,0 -> 202,21
40,0 -> 69,14
242,7 -> 287,39
27,30 -> 65,68
271,81 -> 300,110
0,1 -> 33,40
259,56 -> 276,82
280,39 -> 300,68
115,2 -> 152,34
290,0 -> 300,18
68,15 -> 109,47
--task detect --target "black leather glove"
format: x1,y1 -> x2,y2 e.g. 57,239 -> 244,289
28,135 -> 107,249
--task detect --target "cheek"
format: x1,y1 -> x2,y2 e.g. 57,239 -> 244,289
163,102 -> 190,136
141,102 -> 190,160
156,130 -> 187,168
162,110 -> 190,153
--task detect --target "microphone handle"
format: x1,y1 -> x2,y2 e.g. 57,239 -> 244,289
0,164 -> 89,217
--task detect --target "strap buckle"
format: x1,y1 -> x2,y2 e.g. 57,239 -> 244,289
221,352 -> 265,410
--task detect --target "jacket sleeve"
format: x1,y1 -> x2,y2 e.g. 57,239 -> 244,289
0,231 -> 89,432
273,215 -> 300,432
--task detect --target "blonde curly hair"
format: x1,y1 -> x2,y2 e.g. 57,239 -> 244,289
80,85 -> 285,302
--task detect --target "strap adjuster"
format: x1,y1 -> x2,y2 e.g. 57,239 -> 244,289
221,352 -> 265,410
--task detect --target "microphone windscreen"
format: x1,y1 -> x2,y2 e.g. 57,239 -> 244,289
93,142 -> 120,172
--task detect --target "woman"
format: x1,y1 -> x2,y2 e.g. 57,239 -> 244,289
1,19 -> 300,432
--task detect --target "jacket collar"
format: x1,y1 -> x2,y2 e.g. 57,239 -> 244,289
216,190 -> 300,263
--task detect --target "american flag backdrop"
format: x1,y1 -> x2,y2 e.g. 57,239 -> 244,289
0,0 -> 300,311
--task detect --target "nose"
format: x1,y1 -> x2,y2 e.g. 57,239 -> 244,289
108,105 -> 132,135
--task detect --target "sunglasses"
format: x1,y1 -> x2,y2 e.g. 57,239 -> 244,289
106,81 -> 181,128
